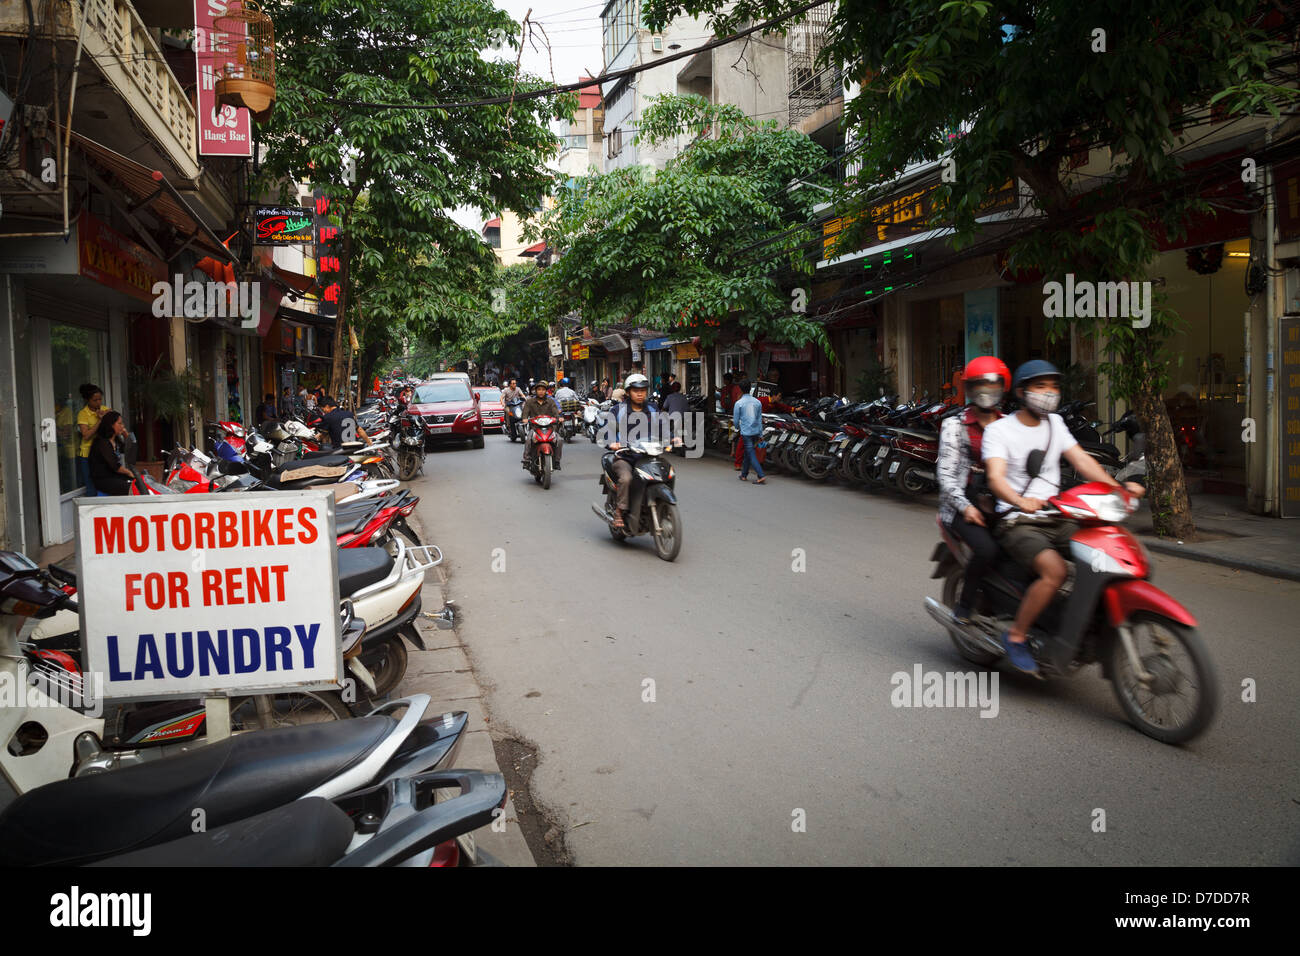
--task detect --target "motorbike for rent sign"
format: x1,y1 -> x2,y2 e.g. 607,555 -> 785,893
74,490 -> 341,700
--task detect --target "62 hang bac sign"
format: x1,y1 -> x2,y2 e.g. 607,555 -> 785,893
254,206 -> 314,245
74,490 -> 342,701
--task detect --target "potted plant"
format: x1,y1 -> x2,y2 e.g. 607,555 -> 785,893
128,357 -> 203,479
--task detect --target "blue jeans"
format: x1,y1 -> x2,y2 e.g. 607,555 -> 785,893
739,433 -> 764,480
77,456 -> 96,496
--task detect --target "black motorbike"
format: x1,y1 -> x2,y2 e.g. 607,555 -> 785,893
504,399 -> 525,443
393,412 -> 426,482
591,440 -> 682,561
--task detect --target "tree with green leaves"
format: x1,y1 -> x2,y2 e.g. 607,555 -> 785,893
644,0 -> 1295,538
256,0 -> 573,397
522,94 -> 832,352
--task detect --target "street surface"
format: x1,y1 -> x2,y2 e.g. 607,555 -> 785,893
413,432 -> 1300,866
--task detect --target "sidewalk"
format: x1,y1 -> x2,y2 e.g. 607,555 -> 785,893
394,511 -> 537,867
1130,494 -> 1300,583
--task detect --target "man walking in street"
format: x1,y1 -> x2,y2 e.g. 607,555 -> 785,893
733,382 -> 766,484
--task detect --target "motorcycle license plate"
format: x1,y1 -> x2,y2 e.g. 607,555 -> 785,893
796,436 -> 808,446
875,445 -> 889,459
851,441 -> 865,454
888,459 -> 901,475
836,439 -> 849,449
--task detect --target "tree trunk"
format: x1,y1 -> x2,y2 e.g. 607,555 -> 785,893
1132,383 -> 1197,540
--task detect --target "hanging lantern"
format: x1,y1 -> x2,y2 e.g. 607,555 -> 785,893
214,1 -> 276,123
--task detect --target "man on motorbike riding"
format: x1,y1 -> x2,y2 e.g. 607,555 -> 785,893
522,379 -> 563,470
983,360 -> 1146,675
604,373 -> 666,530
937,356 -> 1011,624
501,379 -> 524,405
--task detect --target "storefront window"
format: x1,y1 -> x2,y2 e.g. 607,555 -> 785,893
50,322 -> 109,497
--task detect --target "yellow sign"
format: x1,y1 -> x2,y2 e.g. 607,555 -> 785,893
823,178 -> 1017,257
570,343 -> 589,360
674,342 -> 700,359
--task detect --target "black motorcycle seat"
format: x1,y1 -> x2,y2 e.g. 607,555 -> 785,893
274,454 -> 351,473
0,716 -> 396,866
338,546 -> 393,594
301,448 -> 343,460
90,797 -> 355,868
1079,440 -> 1121,460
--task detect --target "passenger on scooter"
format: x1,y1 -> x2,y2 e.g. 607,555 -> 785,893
522,380 -> 563,470
605,374 -> 662,530
936,356 -> 1011,624
983,360 -> 1146,675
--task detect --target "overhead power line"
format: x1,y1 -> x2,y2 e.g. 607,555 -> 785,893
318,0 -> 833,111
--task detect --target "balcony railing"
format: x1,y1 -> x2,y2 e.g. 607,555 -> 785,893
0,0 -> 198,177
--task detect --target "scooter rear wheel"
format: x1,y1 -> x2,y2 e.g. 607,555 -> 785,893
360,635 -> 409,698
942,567 -> 999,666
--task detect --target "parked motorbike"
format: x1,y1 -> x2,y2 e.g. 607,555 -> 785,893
592,440 -> 682,561
0,689 -> 498,867
523,415 -> 559,489
924,480 -> 1217,744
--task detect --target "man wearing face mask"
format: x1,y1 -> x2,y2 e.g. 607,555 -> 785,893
983,361 -> 1145,675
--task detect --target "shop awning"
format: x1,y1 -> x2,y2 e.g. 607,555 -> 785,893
271,264 -> 317,295
70,132 -> 234,262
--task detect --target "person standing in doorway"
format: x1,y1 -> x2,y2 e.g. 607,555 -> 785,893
76,383 -> 110,496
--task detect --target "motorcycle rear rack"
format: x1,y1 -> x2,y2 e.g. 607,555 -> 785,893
350,542 -> 442,601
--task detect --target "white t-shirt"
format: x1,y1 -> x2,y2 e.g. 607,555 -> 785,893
981,412 -> 1078,514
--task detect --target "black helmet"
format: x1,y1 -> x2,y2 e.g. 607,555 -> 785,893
1012,360 -> 1060,391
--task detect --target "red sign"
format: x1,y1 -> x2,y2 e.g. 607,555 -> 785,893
254,206 -> 314,244
194,1 -> 253,157
77,210 -> 167,305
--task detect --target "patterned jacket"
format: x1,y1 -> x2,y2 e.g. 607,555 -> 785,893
937,408 -> 1001,526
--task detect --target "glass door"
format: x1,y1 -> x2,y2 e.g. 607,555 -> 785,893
32,318 -> 110,545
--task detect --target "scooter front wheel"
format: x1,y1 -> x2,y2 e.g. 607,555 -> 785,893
1108,613 -> 1218,744
653,502 -> 682,561
541,453 -> 551,489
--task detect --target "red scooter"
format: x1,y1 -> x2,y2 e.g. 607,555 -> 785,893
523,415 -> 558,489
925,480 -> 1217,744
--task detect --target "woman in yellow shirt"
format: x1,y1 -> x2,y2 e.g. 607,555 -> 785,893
76,383 -> 109,496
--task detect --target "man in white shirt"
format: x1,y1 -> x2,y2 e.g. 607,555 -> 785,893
983,361 -> 1145,675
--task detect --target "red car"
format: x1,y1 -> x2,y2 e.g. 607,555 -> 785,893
473,386 -> 506,432
409,379 -> 485,449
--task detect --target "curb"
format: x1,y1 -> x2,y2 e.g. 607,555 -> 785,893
397,509 -> 538,867
1139,537 -> 1300,583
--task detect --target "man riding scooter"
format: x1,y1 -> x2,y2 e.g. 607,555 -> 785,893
604,373 -> 662,531
983,361 -> 1146,675
521,379 -> 563,471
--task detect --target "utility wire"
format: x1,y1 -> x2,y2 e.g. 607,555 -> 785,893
318,0 -> 834,110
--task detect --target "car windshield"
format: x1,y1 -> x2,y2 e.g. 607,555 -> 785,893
415,382 -> 470,403
477,388 -> 502,402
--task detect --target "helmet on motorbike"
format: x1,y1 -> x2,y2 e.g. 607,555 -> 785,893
962,355 -> 1011,388
1012,359 -> 1061,390
533,379 -> 548,392
561,378 -> 570,387
625,373 -> 649,390
963,356 -> 1010,410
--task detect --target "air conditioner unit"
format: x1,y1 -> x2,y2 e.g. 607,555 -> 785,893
652,34 -> 663,52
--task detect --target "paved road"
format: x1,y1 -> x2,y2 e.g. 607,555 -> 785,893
413,431 -> 1300,865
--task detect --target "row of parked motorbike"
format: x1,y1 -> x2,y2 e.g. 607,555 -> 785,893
0,402 -> 502,866
706,393 -> 1148,495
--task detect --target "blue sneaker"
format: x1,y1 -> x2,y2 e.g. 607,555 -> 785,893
1000,632 -> 1039,675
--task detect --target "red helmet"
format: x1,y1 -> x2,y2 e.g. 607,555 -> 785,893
963,356 -> 1011,388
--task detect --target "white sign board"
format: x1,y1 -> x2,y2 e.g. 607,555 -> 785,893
74,490 -> 341,701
